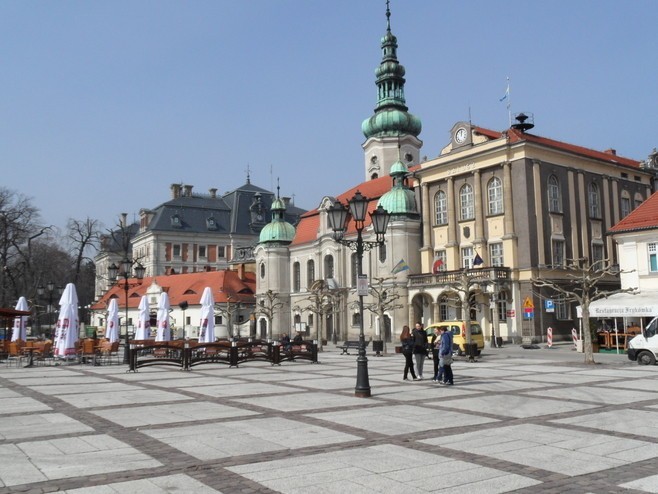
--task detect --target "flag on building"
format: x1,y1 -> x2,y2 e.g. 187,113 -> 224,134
432,256 -> 444,274
473,252 -> 484,266
499,77 -> 510,109
391,259 -> 410,274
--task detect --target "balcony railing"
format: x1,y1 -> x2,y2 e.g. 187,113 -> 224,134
408,267 -> 511,288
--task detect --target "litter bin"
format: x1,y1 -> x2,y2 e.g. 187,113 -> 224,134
464,343 -> 478,359
373,340 -> 384,356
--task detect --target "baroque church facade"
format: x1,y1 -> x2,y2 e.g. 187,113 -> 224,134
254,4 -> 657,345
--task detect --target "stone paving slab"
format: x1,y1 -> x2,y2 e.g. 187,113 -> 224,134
182,382 -> 298,398
554,408 -> 658,439
524,385 -> 658,405
31,382 -> 144,395
228,444 -> 541,493
55,389 -> 189,408
0,413 -> 93,440
91,401 -> 260,427
144,417 -> 362,460
63,473 -> 224,493
0,396 -> 52,414
234,391 -> 381,412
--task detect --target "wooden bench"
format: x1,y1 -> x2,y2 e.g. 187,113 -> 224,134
340,340 -> 370,355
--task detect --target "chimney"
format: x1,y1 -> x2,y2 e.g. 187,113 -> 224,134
209,188 -> 217,198
170,183 -> 181,199
604,148 -> 617,156
237,263 -> 245,280
183,185 -> 193,197
282,197 -> 291,207
120,213 -> 127,227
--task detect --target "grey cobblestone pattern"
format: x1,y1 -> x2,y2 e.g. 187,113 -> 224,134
0,344 -> 655,493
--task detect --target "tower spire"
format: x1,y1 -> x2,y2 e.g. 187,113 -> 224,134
386,0 -> 391,32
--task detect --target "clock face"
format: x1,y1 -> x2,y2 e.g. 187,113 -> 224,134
256,214 -> 263,221
455,128 -> 468,144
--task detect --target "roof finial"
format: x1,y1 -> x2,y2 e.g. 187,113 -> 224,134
386,0 -> 391,32
276,177 -> 281,199
246,164 -> 251,184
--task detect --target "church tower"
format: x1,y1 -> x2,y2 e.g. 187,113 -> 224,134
361,1 -> 422,181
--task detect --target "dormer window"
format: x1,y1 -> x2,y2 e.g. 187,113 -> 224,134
171,214 -> 181,228
206,216 -> 217,230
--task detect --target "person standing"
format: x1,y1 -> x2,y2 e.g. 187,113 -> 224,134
412,322 -> 428,380
400,325 -> 417,381
438,326 -> 454,385
430,327 -> 441,381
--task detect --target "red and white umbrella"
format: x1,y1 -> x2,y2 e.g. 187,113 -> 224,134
54,283 -> 79,358
198,287 -> 215,343
105,299 -> 120,343
11,297 -> 29,342
134,296 -> 151,340
155,292 -> 171,342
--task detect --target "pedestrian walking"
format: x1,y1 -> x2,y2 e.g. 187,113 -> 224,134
430,326 -> 441,381
400,325 -> 417,381
412,322 -> 428,380
438,326 -> 454,385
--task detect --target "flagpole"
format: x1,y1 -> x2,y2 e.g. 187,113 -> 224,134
506,77 -> 511,127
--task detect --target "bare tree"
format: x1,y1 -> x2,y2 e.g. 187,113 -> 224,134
532,258 -> 635,364
255,289 -> 286,340
66,217 -> 101,284
293,280 -> 340,349
359,276 -> 403,354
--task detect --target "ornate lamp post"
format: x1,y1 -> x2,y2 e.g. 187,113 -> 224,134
37,282 -> 62,338
108,259 -> 145,364
327,191 -> 390,398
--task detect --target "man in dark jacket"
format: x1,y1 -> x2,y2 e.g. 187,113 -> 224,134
438,326 -> 454,385
412,322 -> 428,379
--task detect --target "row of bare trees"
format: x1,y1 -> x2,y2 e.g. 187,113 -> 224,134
0,187 -> 102,323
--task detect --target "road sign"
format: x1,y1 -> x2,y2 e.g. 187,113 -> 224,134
523,297 -> 534,309
523,308 -> 534,319
545,300 -> 555,312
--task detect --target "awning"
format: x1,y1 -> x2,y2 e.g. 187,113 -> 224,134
577,291 -> 658,318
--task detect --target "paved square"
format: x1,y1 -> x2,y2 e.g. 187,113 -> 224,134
0,413 -> 93,440
228,444 -> 541,493
144,417 -> 362,460
63,473 -> 224,493
55,389 -> 189,408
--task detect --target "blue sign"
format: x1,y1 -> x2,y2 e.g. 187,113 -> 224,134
545,300 -> 554,312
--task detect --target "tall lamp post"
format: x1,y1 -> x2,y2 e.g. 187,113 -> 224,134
108,259 -> 145,364
327,191 -> 390,398
37,282 -> 62,339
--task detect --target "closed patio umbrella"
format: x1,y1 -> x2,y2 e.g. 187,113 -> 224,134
134,296 -> 151,340
11,297 -> 29,342
155,292 -> 171,342
198,287 -> 215,343
105,299 -> 120,343
54,283 -> 79,359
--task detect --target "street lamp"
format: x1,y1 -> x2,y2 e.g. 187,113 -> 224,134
108,258 -> 146,364
327,191 -> 390,398
37,282 -> 62,338
178,301 -> 189,339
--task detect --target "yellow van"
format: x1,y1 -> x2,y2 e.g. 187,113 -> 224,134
426,321 -> 485,356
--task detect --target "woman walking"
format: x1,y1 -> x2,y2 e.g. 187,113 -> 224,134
412,322 -> 428,380
400,325 -> 417,381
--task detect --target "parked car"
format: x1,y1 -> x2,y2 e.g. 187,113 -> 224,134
426,321 -> 484,356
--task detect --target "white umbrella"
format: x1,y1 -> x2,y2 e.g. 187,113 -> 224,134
11,297 -> 29,342
155,292 -> 171,342
134,296 -> 151,340
54,283 -> 79,359
198,287 -> 215,343
105,299 -> 120,343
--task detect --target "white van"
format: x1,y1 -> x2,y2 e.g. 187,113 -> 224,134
627,317 -> 658,365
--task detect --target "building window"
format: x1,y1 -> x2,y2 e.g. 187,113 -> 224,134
497,291 -> 508,321
308,314 -> 314,328
552,239 -> 565,267
649,243 -> 658,272
198,246 -> 207,258
588,182 -> 601,219
487,177 -> 503,215
592,243 -> 604,265
259,262 -> 265,279
555,296 -> 570,320
621,192 -> 631,218
293,262 -> 300,292
434,250 -> 447,272
307,260 -> 315,287
352,312 -> 361,326
635,193 -> 644,209
214,315 -> 223,325
324,255 -> 334,279
351,253 -> 358,287
548,175 -> 561,213
461,246 -> 474,269
434,190 -> 448,225
173,244 -> 181,257
218,246 -> 226,258
489,243 -> 504,267
439,296 -> 449,321
459,184 -> 474,220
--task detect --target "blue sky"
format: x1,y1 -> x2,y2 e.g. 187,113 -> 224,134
2,0 -> 657,233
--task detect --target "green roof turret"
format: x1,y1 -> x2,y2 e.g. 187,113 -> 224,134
259,183 -> 295,244
378,157 -> 417,215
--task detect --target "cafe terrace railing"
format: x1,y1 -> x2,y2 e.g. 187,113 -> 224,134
128,338 -> 318,372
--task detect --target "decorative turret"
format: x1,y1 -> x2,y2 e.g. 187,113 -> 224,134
378,158 -> 418,217
362,1 -> 422,182
258,184 -> 295,245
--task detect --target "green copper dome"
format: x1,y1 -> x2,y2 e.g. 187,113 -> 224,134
378,158 -> 417,215
258,190 -> 295,244
362,3 -> 421,140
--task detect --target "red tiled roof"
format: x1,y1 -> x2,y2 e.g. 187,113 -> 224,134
609,191 -> 658,234
91,269 -> 255,310
291,169 -> 419,246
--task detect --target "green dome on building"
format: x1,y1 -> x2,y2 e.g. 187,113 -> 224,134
378,159 -> 417,216
259,192 -> 295,244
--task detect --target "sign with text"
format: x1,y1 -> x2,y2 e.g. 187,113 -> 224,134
357,275 -> 369,297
